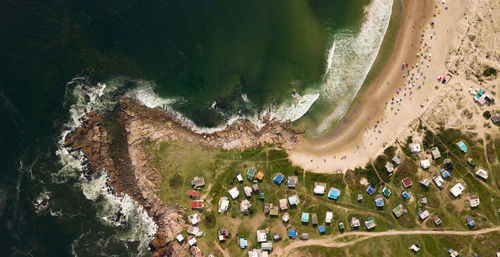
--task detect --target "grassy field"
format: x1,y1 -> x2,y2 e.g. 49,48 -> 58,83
143,126 -> 500,256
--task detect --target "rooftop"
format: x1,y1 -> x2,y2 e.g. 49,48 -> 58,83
450,183 -> 465,197
402,177 -> 413,188
328,187 -> 341,200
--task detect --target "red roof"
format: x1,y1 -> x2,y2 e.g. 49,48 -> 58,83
191,200 -> 203,209
188,190 -> 201,198
402,177 -> 413,188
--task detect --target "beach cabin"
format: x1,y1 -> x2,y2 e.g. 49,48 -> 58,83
240,199 -> 251,215
450,183 -> 465,197
431,147 -> 441,160
375,195 -> 385,208
311,213 -> 318,226
176,234 -> 184,243
365,217 -> 376,230
239,237 -> 248,248
218,227 -> 230,242
288,194 -> 300,206
402,177 -> 413,188
367,184 -> 376,195
262,242 -> 273,252
314,182 -> 326,195
402,191 -> 411,201
252,183 -> 259,192
288,229 -> 296,239
420,178 -> 431,188
385,162 -> 394,175
409,143 -> 422,154
188,190 -> 201,199
228,187 -> 239,199
468,195 -> 480,208
191,177 -> 205,189
235,172 -> 243,183
357,194 -> 363,202
188,237 -> 197,246
256,229 -> 267,243
382,186 -> 391,198
350,217 -> 360,229
433,174 -> 444,188
318,225 -> 326,234
421,197 -> 427,205
273,233 -> 282,241
282,212 -> 290,223
338,221 -> 345,231
270,206 -> 279,217
191,200 -> 203,210
301,212 -> 310,224
256,171 -> 264,181
243,186 -> 252,198
259,192 -> 265,200
218,197 -> 229,213
328,187 -> 341,200
475,168 -> 488,180
287,176 -> 298,188
434,217 -> 442,226
325,211 -> 333,224
247,168 -> 256,181
418,210 -> 430,220
466,217 -> 476,227
188,213 -> 200,225
444,159 -> 453,171
392,155 -> 402,166
457,141 -> 468,153
279,199 -> 288,211
300,233 -> 309,240
441,169 -> 450,179
274,173 -> 284,185
420,159 -> 431,170
392,204 -> 407,218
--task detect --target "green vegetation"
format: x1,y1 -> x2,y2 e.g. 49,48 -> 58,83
483,110 -> 492,120
483,67 -> 497,77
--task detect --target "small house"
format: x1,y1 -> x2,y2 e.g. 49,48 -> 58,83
273,233 -> 282,241
188,190 -> 201,199
218,227 -> 230,242
325,211 -> 333,224
239,237 -> 248,248
287,176 -> 298,188
190,246 -> 202,257
288,229 -> 296,239
263,203 -> 271,215
274,173 -> 284,185
188,237 -> 197,246
244,186 -> 252,198
176,234 -> 184,243
392,204 -> 407,218
191,200 -> 203,210
382,186 -> 391,198
188,213 -> 200,225
467,158 -> 476,168
392,155 -> 402,166
365,217 -> 376,230
431,147 -> 441,160
402,191 -> 411,201
433,174 -> 444,188
301,212 -> 310,224
420,178 -> 431,188
261,242 -> 273,252
338,221 -> 345,231
256,229 -> 267,243
259,192 -> 265,200
450,183 -> 465,197
410,244 -> 420,253
311,213 -> 318,226
420,159 -> 431,170
240,199 -> 251,215
441,169 -> 450,179
468,195 -> 480,208
409,143 -> 422,154
191,177 -> 205,189
218,197 -> 229,213
256,171 -> 264,181
367,184 -> 376,195
402,177 -> 413,188
282,212 -> 290,223
457,141 -> 468,153
187,226 -> 203,237
375,195 -> 385,208
247,168 -> 256,181
466,217 -> 476,227
449,248 -> 459,257
434,217 -> 442,226
328,187 -> 341,200
251,183 -> 259,192
350,217 -> 360,229
270,206 -> 279,217
236,172 -> 243,183
228,187 -> 239,199
279,198 -> 288,211
491,112 -> 500,124
421,197 -> 427,205
318,225 -> 326,234
300,233 -> 309,240
444,159 -> 453,171
385,162 -> 394,175
288,194 -> 300,206
475,168 -> 488,180
418,210 -> 430,220
314,182 -> 326,195
357,194 -> 363,202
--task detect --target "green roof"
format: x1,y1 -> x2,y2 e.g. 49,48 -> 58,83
247,168 -> 256,180
383,187 -> 391,198
392,204 -> 406,218
259,192 -> 265,200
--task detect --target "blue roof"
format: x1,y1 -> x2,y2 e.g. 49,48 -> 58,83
318,225 -> 326,233
328,188 -> 341,200
367,185 -> 376,195
274,174 -> 284,184
402,191 -> 411,199
441,170 -> 450,178
288,229 -> 296,238
301,212 -> 310,223
376,198 -> 385,207
457,141 -> 468,152
466,217 -> 476,226
239,238 -> 247,248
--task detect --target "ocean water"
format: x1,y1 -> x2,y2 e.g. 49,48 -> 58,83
0,0 -> 391,256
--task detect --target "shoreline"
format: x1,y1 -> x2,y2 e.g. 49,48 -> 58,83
288,0 -> 465,172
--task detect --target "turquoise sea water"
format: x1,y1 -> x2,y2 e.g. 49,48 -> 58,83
0,0 -> 393,256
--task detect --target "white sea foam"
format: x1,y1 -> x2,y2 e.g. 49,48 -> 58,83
316,0 -> 393,134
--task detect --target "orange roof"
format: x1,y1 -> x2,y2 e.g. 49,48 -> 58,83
256,171 -> 264,180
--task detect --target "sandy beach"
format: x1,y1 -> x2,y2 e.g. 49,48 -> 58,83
288,0 -> 471,173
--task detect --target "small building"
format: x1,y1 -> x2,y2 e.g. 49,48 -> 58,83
365,217 -> 376,230
450,183 -> 465,197
444,159 -> 453,171
273,233 -> 282,241
244,186 -> 253,198
375,195 -> 385,208
236,172 -> 243,183
385,162 -> 394,175
357,194 -> 363,202
350,217 -> 360,229
311,213 -> 318,226
318,225 -> 326,234
282,212 -> 290,223
468,195 -> 480,208
421,197 -> 428,205
409,143 -> 422,154
418,210 -> 430,220
176,234 -> 184,243
191,177 -> 205,189
228,187 -> 240,199
325,211 -> 333,224
187,226 -> 203,237
314,182 -> 326,195
247,168 -> 256,181
457,141 -> 468,153
328,187 -> 341,200
288,228 -> 296,239
218,227 -> 230,242
466,217 -> 476,227
256,171 -> 264,181
420,178 -> 431,188
441,169 -> 450,179
188,236 -> 197,246
420,159 -> 431,170
279,198 -> 288,211
269,206 -> 279,217
218,197 -> 229,213
491,112 -> 500,124
188,213 -> 200,225
300,233 -> 309,240
239,237 -> 248,248
259,192 -> 265,200
402,177 -> 413,188
410,244 -> 420,252
256,229 -> 267,243
475,168 -> 488,180
188,190 -> 201,199
392,155 -> 402,166
434,217 -> 442,226
367,184 -> 376,195
240,199 -> 251,215
433,174 -> 444,188
301,212 -> 310,224
467,158 -> 476,168
274,173 -> 284,185
191,200 -> 203,210
262,242 -> 273,252
402,191 -> 411,201
382,186 -> 391,198
431,147 -> 441,160
190,246 -> 202,257
252,183 -> 260,192
288,194 -> 300,206
287,176 -> 298,188
264,203 -> 271,215
392,204 -> 407,218
338,221 -> 345,231
448,248 -> 459,257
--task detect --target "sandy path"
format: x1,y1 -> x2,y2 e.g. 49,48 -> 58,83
280,226 -> 500,256
288,0 -> 467,173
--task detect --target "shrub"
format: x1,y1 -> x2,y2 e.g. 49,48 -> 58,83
483,111 -> 491,119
